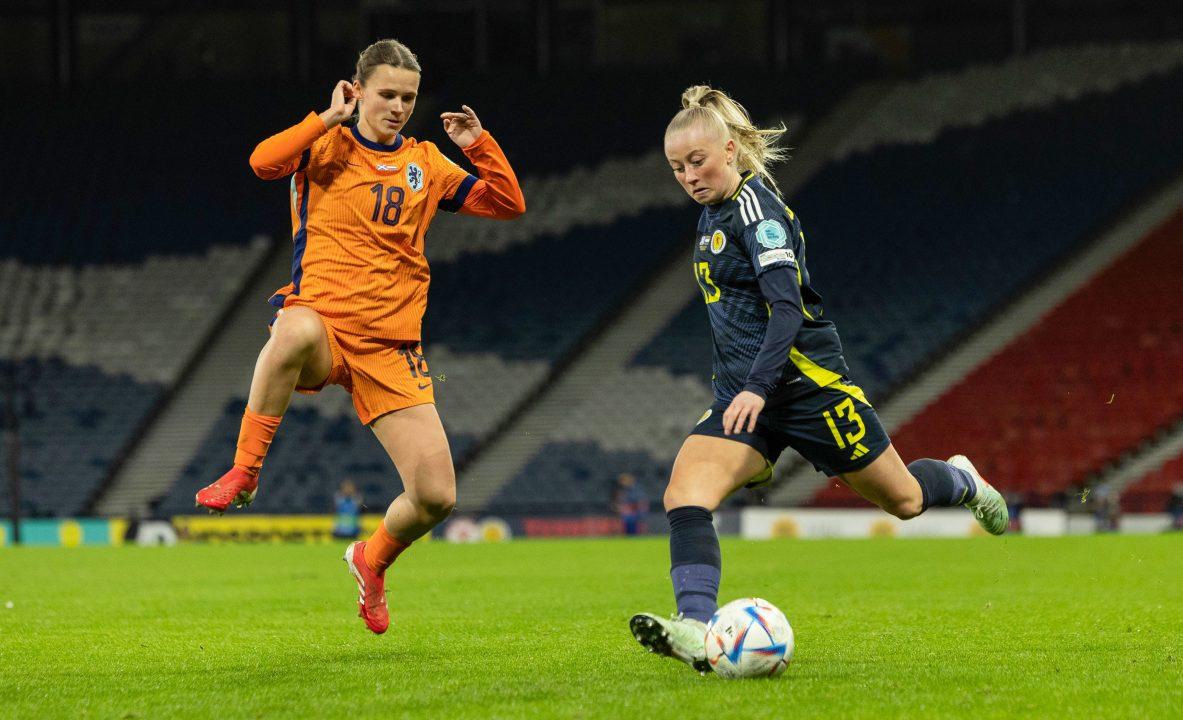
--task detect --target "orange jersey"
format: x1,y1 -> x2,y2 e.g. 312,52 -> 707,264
250,112 -> 524,340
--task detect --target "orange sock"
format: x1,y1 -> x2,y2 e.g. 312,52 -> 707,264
363,523 -> 411,575
232,406 -> 283,477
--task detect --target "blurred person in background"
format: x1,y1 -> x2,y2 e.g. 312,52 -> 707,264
613,473 -> 650,536
1005,490 -> 1024,533
1168,483 -> 1183,531
1092,484 -> 1120,532
332,480 -> 363,540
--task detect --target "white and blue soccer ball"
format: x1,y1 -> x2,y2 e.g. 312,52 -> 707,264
705,598 -> 794,679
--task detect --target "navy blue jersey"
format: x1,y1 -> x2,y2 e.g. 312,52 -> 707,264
692,172 -> 849,406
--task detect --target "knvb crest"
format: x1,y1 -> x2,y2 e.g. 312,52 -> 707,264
406,162 -> 424,192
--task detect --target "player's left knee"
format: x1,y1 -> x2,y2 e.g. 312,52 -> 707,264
664,484 -> 718,514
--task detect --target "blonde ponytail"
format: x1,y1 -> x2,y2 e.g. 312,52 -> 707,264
666,85 -> 788,195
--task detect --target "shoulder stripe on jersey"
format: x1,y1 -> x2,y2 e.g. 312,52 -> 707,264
745,186 -> 764,220
739,185 -> 764,225
738,187 -> 753,225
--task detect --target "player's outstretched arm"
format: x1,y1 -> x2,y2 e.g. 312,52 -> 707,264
440,105 -> 526,219
248,80 -> 356,180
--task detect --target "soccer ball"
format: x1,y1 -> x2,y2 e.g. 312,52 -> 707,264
705,598 -> 794,679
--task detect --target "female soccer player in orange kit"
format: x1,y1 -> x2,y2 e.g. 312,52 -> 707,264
194,39 -> 525,635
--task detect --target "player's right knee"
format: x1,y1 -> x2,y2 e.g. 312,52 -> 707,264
270,311 -> 324,363
883,493 -> 923,520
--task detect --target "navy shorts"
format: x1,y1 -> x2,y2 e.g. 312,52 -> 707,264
689,380 -> 890,478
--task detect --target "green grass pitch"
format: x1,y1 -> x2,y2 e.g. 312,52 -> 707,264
1,534 -> 1180,719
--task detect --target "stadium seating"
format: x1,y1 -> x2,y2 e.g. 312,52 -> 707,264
483,441 -> 667,517
814,208 -> 1183,507
0,81 -> 292,517
1121,449 -> 1183,513
0,358 -> 159,517
0,241 -> 268,518
485,365 -> 715,515
427,206 -> 689,360
0,244 -> 268,383
831,41 -> 1183,159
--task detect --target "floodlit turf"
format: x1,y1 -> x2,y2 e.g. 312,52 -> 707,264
1,535 -> 1181,719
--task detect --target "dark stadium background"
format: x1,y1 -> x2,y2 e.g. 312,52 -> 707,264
3,0 -> 1183,545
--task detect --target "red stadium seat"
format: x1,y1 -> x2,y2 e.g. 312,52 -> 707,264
814,209 -> 1183,506
1121,452 -> 1183,512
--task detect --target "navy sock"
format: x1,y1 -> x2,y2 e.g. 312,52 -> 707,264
908,458 -> 977,512
668,506 -> 721,623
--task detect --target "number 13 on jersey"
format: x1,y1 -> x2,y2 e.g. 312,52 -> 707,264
824,397 -> 872,461
695,261 -> 721,304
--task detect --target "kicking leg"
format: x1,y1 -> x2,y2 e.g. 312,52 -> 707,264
841,444 -> 1008,534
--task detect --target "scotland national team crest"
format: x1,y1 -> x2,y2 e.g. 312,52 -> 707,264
756,219 -> 788,248
406,162 -> 424,192
710,230 -> 727,255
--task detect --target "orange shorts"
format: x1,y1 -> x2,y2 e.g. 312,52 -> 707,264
285,314 -> 435,425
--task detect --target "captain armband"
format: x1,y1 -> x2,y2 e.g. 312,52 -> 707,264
757,248 -> 797,268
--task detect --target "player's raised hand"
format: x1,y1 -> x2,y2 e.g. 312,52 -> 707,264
722,391 -> 765,435
319,80 -> 358,128
440,105 -> 484,148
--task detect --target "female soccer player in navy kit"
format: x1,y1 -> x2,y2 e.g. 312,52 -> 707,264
630,86 -> 1009,673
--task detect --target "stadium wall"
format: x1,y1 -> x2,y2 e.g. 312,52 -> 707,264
739,508 -> 1178,539
3,511 -> 1177,546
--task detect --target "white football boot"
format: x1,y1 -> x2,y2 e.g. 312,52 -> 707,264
948,454 -> 1009,535
630,612 -> 711,674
